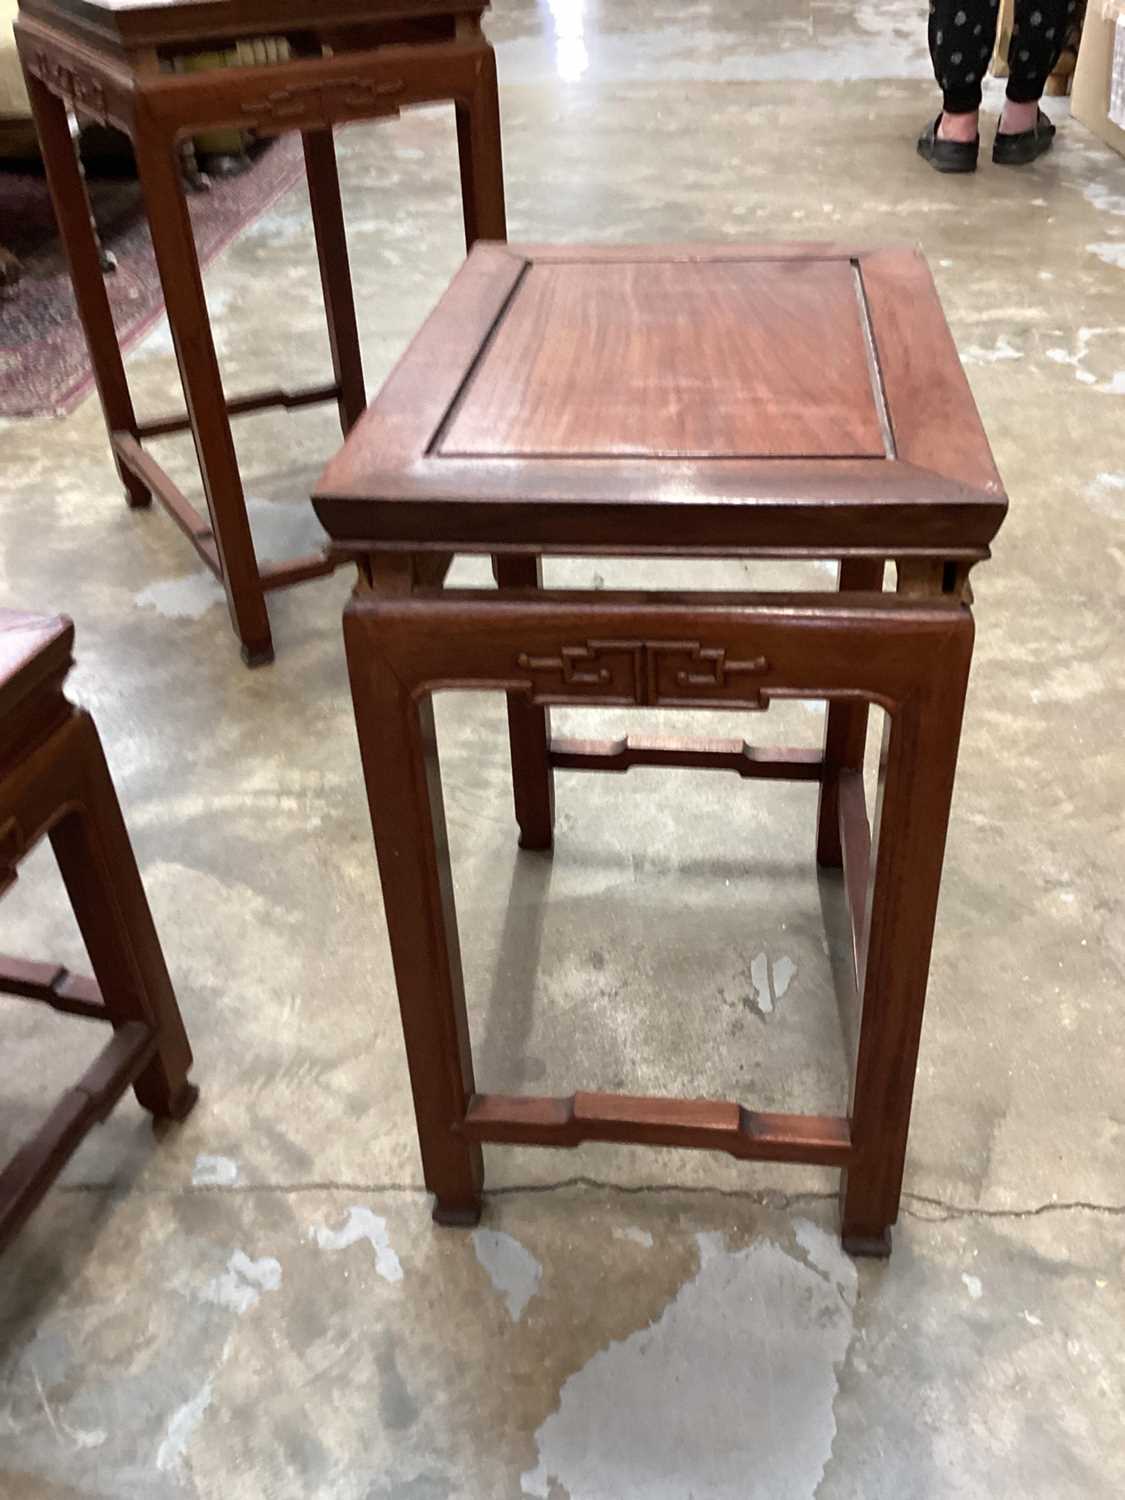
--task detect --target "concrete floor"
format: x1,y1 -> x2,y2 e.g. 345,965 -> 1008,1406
2,0 -> 1125,1494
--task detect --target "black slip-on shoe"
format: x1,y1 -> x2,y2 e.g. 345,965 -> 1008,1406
993,108 -> 1056,165
917,114 -> 979,174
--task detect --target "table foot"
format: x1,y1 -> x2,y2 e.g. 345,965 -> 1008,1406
122,467 -> 152,509
517,828 -> 554,853
432,1196 -> 483,1228
158,1081 -> 200,1124
240,642 -> 275,669
841,1225 -> 893,1259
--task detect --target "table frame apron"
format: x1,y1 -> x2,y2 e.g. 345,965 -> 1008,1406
343,555 -> 974,1256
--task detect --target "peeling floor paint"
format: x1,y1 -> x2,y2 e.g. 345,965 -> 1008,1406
201,1250 -> 282,1315
522,1227 -> 855,1500
748,952 -> 797,1016
61,1421 -> 106,1450
472,1230 -> 543,1323
155,1378 -> 214,1473
1088,472 -> 1125,520
27,1368 -> 107,1454
1044,325 -> 1125,393
613,1227 -> 655,1248
1087,242 -> 1125,270
192,1154 -> 240,1187
134,572 -> 226,619
313,1206 -> 404,1284
794,1217 -> 858,1303
773,956 -> 797,1000
1083,180 -> 1125,218
960,334 -> 1023,365
962,1273 -> 984,1300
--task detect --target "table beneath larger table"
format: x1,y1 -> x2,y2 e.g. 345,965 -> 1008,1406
314,241 -> 1009,1257
16,0 -> 506,664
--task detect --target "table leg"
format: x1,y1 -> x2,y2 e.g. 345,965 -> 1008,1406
840,610 -> 974,1255
49,711 -> 197,1122
344,596 -> 483,1224
455,44 -> 507,247
494,555 -> 554,851
133,129 -> 273,666
816,558 -> 884,866
23,73 -> 149,509
302,128 -> 366,434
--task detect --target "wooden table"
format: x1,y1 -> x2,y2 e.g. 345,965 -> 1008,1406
15,0 -> 506,665
0,609 -> 197,1252
314,242 -> 1008,1257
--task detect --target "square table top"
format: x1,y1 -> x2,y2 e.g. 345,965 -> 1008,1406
17,0 -> 486,51
313,243 -> 1008,562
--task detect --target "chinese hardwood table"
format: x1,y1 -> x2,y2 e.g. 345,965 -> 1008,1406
15,0 -> 505,665
313,242 -> 1008,1256
0,608 -> 197,1252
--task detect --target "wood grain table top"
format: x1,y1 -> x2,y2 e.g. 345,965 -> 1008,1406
16,0 -> 487,50
314,243 -> 1008,561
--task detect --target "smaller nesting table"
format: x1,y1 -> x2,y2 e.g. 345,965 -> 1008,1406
16,0 -> 505,664
314,242 -> 1008,1256
0,609 -> 197,1252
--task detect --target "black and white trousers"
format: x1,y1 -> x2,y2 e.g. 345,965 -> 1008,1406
930,0 -> 1074,114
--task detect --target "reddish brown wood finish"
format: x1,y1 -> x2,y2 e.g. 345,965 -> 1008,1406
494,553 -> 552,850
23,69 -> 149,510
465,1093 -> 853,1165
439,258 -> 887,460
15,0 -> 506,664
315,244 -> 1006,561
0,954 -> 104,1018
303,128 -> 367,435
549,736 -> 824,781
0,608 -> 197,1254
816,556 -> 884,865
318,242 -> 1006,1257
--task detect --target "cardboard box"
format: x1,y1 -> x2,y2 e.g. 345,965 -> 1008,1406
992,0 -> 1015,77
1073,7 -> 1125,156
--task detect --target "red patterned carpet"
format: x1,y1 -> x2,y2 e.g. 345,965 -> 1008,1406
0,136 -> 304,419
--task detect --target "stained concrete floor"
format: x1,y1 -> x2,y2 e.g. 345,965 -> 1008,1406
2,0 -> 1125,1495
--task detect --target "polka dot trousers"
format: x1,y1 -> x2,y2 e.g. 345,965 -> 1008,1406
929,0 -> 1073,113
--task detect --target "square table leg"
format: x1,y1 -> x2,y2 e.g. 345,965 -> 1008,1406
494,555 -> 554,851
23,71 -> 150,510
48,710 -> 197,1121
839,608 -> 974,1255
302,127 -> 367,434
817,557 -> 884,867
455,42 -> 506,246
344,593 -> 483,1225
132,127 -> 273,666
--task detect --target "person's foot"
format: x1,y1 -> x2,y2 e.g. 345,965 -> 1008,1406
938,109 -> 980,143
998,100 -> 1039,135
917,113 -> 979,174
993,106 -> 1056,165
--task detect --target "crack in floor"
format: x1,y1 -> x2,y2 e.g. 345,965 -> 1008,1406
54,1177 -> 1125,1221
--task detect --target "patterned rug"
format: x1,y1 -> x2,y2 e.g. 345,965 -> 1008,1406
0,135 -> 304,419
